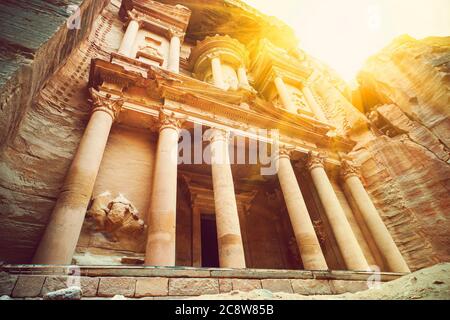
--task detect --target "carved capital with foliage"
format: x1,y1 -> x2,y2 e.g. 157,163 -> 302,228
156,109 -> 185,133
277,144 -> 295,159
89,88 -> 124,121
306,151 -> 327,171
340,159 -> 361,181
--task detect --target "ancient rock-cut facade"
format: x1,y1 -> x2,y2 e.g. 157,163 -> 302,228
0,0 -> 448,285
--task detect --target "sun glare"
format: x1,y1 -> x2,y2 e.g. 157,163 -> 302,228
245,0 -> 450,83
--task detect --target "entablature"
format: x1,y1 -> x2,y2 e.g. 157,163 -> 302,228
88,58 -> 355,160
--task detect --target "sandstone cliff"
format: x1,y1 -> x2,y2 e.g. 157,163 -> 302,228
353,36 -> 450,270
0,0 -> 111,262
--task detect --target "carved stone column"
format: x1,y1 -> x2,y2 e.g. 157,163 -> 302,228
168,28 -> 183,73
33,89 -> 123,264
144,111 -> 183,266
237,65 -> 250,88
210,55 -> 226,90
274,76 -> 296,114
341,160 -> 410,272
302,86 -> 328,123
118,12 -> 141,58
276,146 -> 328,270
307,152 -> 369,271
208,129 -> 246,268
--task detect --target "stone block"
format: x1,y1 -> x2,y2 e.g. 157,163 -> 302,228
331,280 -> 369,294
0,272 -> 17,296
135,277 -> 168,297
98,277 -> 136,297
41,276 -> 99,297
169,278 -> 219,296
43,286 -> 82,300
231,279 -> 262,292
218,279 -> 233,293
290,279 -> 332,295
261,279 -> 293,293
12,275 -> 45,298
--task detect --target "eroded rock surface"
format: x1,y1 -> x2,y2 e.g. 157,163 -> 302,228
354,36 -> 450,270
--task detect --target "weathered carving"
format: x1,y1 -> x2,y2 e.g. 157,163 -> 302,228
167,27 -> 185,40
278,145 -> 295,159
306,151 -> 326,171
154,109 -> 185,132
87,192 -> 146,242
340,159 -> 361,181
89,88 -> 124,121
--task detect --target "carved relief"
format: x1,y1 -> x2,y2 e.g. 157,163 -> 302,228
222,64 -> 239,91
340,159 -> 362,181
89,88 -> 124,121
306,151 -> 326,171
278,145 -> 295,159
86,192 -> 147,243
152,109 -> 185,132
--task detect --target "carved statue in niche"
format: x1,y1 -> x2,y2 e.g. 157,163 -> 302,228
287,84 -> 310,113
273,83 -> 311,114
203,64 -> 239,91
86,192 -> 147,243
222,64 -> 239,91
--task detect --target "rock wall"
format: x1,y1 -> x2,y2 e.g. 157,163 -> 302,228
0,0 -> 119,263
353,36 -> 450,270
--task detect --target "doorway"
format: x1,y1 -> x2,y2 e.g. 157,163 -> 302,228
201,214 -> 220,268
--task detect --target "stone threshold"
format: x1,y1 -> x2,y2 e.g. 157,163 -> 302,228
1,264 -> 406,282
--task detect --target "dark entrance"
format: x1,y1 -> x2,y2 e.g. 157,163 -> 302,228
201,214 -> 220,268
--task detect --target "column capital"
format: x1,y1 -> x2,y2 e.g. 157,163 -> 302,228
89,88 -> 124,121
205,128 -> 230,144
126,10 -> 145,27
166,27 -> 185,40
340,159 -> 362,181
278,144 -> 295,159
306,151 -> 327,171
155,109 -> 185,133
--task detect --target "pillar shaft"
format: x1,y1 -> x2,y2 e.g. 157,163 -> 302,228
118,19 -> 140,57
307,154 -> 369,271
342,161 -> 410,272
274,77 -> 296,114
277,150 -> 328,270
168,35 -> 181,73
145,114 -> 181,266
237,66 -> 250,87
211,56 -> 226,90
209,129 -> 246,268
302,86 -> 328,123
33,91 -> 122,264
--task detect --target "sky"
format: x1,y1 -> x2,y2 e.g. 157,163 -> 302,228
245,0 -> 450,82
